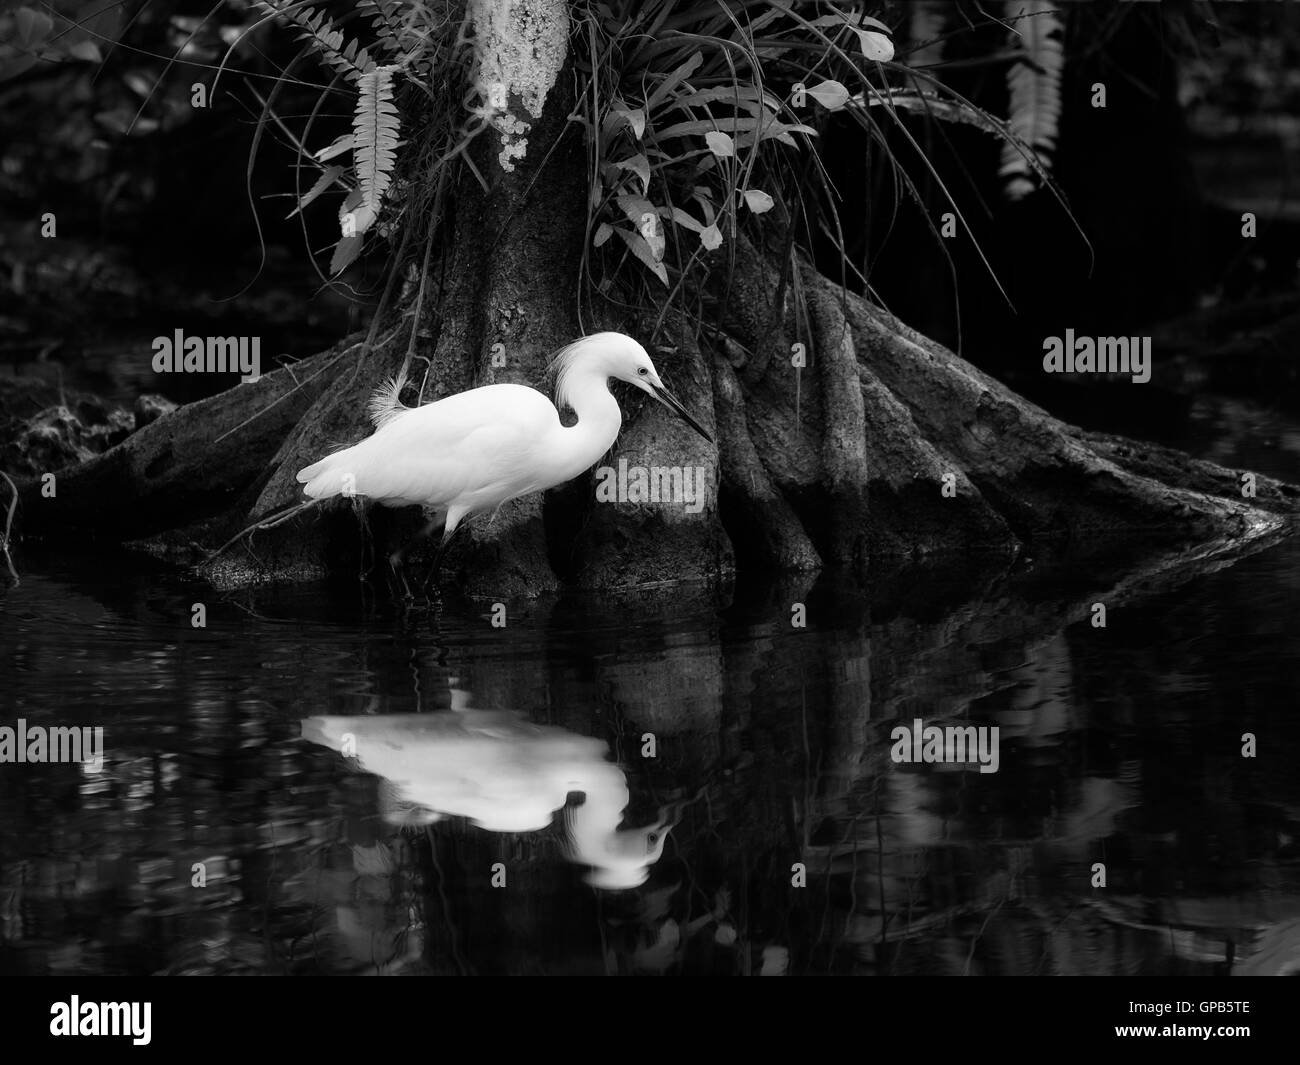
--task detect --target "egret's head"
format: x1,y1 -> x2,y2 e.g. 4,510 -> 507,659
583,821 -> 673,890
601,334 -> 661,391
554,332 -> 714,444
562,800 -> 676,890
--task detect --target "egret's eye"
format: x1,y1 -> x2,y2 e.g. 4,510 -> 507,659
637,367 -> 649,376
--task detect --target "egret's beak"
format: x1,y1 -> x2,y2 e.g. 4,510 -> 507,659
649,382 -> 714,445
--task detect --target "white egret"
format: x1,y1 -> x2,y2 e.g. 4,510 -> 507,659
301,710 -> 676,889
215,332 -> 712,594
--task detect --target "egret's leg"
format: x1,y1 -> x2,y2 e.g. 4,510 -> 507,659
353,496 -> 373,584
387,551 -> 414,600
387,516 -> 443,600
420,522 -> 463,595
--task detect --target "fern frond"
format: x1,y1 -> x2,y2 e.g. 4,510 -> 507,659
358,0 -> 407,56
354,64 -> 401,212
359,0 -> 441,80
254,1 -> 375,81
1000,0 -> 1064,200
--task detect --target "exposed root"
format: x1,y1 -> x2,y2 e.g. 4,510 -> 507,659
12,345 -> 340,540
713,235 -> 792,385
208,498 -> 322,563
805,267 -> 870,564
711,352 -> 820,570
848,298 -> 1274,544
212,338 -> 357,444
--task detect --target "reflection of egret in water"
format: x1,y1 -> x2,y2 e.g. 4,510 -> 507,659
301,711 -> 673,889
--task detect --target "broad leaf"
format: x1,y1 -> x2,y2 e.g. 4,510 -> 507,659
314,134 -> 354,162
614,193 -> 657,228
669,207 -> 704,233
646,53 -> 703,110
806,80 -> 850,110
855,28 -> 894,61
612,107 -> 646,139
339,204 -> 377,237
287,165 -> 346,218
613,153 -> 651,195
704,130 -> 735,157
330,234 -> 362,275
68,41 -> 102,63
614,226 -> 669,285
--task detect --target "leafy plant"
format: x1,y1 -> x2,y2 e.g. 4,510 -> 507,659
354,66 -> 401,213
0,2 -> 117,81
577,1 -> 901,329
254,0 -> 377,80
198,1 -> 1077,337
577,0 -> 1069,333
246,2 -> 412,276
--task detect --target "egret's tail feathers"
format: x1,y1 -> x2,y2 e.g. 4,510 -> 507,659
297,448 -> 361,500
295,457 -> 325,485
368,374 -> 412,429
296,452 -> 334,488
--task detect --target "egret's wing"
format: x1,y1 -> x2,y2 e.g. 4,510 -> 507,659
298,384 -> 555,506
363,422 -> 541,507
303,439 -> 475,507
373,384 -> 550,447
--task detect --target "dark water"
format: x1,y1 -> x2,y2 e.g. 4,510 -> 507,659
2,395 -> 1300,976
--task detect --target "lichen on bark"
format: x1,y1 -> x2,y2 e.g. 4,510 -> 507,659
468,0 -> 569,172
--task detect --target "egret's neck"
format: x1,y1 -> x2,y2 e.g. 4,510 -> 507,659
562,768 -> 657,888
563,765 -> 630,840
554,373 -> 622,480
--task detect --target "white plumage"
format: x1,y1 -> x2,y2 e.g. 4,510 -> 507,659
298,381 -> 570,534
292,332 -> 712,590
301,709 -> 676,889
